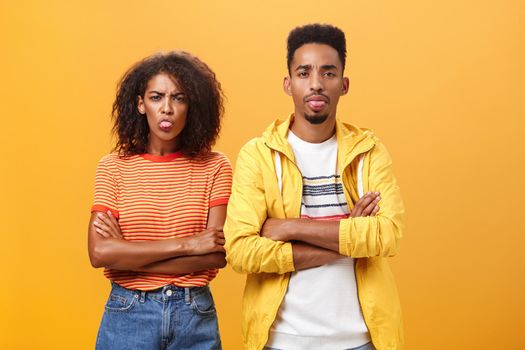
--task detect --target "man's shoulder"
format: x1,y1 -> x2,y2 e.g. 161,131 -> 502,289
236,137 -> 268,165
337,120 -> 379,142
240,137 -> 263,151
237,116 -> 290,159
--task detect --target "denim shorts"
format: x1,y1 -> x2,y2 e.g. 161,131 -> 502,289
96,282 -> 221,350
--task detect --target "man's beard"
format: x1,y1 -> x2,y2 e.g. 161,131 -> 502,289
304,113 -> 329,125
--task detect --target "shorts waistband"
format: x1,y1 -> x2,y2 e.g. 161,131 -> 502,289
110,282 -> 210,304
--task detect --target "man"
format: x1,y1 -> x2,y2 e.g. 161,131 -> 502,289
224,24 -> 405,350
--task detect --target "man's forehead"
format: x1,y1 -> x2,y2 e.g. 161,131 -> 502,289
291,43 -> 342,69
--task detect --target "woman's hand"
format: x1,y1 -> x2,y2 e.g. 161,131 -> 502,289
186,227 -> 226,255
93,211 -> 123,239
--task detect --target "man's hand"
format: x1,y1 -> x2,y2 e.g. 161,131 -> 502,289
349,192 -> 381,217
93,211 -> 123,239
260,218 -> 296,242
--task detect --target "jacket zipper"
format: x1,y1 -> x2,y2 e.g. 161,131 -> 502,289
262,143 -> 304,349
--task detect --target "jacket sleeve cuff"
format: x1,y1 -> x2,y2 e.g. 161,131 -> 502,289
338,219 -> 351,256
281,242 -> 295,273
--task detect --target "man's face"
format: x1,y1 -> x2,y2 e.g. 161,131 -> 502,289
284,43 -> 349,125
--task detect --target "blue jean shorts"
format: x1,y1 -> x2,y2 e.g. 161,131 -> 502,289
96,282 -> 221,350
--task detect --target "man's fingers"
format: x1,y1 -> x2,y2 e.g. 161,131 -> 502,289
351,194 -> 365,216
352,192 -> 375,216
361,196 -> 380,217
371,205 -> 380,216
351,192 -> 381,217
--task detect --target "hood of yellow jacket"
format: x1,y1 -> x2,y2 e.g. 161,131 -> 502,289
262,114 -> 377,168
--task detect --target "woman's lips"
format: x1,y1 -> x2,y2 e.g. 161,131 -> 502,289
159,120 -> 173,131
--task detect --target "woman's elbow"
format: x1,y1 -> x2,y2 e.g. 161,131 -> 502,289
211,252 -> 227,269
89,252 -> 103,269
89,243 -> 110,268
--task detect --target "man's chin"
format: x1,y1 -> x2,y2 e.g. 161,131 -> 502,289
304,113 -> 329,125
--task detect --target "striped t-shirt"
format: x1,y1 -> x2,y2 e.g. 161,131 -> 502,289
91,151 -> 232,290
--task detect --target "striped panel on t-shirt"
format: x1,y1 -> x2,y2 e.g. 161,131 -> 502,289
300,174 -> 350,221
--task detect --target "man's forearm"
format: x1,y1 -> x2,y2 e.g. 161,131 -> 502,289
289,219 -> 340,252
261,218 -> 340,251
124,253 -> 227,274
292,242 -> 341,270
261,193 -> 382,253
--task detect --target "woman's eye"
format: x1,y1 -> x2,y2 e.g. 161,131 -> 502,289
174,95 -> 186,102
150,95 -> 161,101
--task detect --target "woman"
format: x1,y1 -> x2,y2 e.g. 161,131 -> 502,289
88,51 -> 231,350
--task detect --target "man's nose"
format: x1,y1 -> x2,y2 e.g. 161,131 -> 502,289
309,74 -> 323,92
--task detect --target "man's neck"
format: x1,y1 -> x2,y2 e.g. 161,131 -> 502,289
289,114 -> 336,143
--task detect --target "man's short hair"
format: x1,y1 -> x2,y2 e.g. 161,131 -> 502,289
287,23 -> 347,74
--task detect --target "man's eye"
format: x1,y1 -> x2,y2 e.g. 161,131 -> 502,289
298,72 -> 308,78
324,72 -> 336,77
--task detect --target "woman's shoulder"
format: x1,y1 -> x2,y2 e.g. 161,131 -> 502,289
193,151 -> 231,164
97,153 -> 143,168
188,152 -> 232,175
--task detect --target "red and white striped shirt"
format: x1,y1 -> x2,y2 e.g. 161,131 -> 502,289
91,151 -> 232,290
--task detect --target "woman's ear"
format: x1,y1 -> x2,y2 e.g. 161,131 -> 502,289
137,96 -> 146,115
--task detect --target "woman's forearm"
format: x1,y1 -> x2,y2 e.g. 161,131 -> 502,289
130,253 -> 227,274
88,212 -> 225,270
90,236 -> 194,270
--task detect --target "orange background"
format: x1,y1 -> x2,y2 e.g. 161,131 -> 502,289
1,1 -> 524,349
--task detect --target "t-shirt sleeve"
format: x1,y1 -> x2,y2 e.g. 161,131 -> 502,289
91,155 -> 119,218
209,153 -> 233,208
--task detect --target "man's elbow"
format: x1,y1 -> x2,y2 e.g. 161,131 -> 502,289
380,221 -> 403,257
379,238 -> 401,257
225,253 -> 246,274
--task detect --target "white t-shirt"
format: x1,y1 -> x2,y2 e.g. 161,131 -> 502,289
266,130 -> 370,350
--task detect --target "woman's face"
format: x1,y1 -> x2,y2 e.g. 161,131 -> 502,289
138,73 -> 188,152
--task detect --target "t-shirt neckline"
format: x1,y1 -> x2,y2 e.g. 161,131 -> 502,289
140,152 -> 184,162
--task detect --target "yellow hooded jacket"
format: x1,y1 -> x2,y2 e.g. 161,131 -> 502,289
224,115 -> 405,350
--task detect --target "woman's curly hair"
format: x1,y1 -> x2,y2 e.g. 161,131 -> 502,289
112,51 -> 224,156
